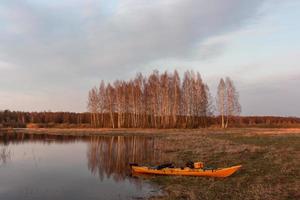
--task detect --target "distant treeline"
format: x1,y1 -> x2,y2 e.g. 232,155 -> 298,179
0,110 -> 299,128
0,110 -> 90,128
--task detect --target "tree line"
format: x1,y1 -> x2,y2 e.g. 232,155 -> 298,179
0,110 -> 299,128
0,110 -> 90,128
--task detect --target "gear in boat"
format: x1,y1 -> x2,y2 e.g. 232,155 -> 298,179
130,161 -> 242,178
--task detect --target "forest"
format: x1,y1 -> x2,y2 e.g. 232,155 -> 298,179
0,70 -> 299,129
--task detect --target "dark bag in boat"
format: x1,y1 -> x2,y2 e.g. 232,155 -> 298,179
155,163 -> 174,170
185,160 -> 194,169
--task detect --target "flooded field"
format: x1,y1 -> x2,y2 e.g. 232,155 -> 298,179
0,132 -> 165,200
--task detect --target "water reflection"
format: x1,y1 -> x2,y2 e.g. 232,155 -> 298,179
0,133 -> 167,179
0,132 -> 166,199
87,136 -> 166,181
0,147 -> 11,165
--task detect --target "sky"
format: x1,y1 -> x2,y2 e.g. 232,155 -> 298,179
0,0 -> 299,116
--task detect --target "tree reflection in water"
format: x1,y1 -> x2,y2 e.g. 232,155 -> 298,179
0,132 -> 168,182
87,136 -> 167,182
0,147 -> 11,165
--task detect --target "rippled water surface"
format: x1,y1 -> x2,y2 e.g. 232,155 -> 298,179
0,132 -> 166,200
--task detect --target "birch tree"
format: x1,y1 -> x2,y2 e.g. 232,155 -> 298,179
148,71 -> 160,127
205,84 -> 215,116
216,78 -> 226,128
114,80 -> 123,128
160,71 -> 169,128
87,87 -> 99,127
181,71 -> 192,127
98,81 -> 106,127
106,84 -> 115,128
225,77 -> 241,128
133,75 -> 143,128
170,70 -> 180,127
195,72 -> 208,126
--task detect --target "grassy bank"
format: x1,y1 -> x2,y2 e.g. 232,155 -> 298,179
147,128 -> 300,200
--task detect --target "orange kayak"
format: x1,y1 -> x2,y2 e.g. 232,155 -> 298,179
131,165 -> 242,178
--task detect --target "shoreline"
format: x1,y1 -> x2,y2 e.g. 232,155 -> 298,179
1,127 -> 300,136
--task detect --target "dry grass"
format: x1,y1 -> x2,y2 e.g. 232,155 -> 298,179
147,128 -> 300,200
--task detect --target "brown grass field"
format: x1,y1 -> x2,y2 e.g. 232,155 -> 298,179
146,128 -> 300,200
2,127 -> 300,200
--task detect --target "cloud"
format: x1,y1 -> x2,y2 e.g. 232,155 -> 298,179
239,72 -> 300,117
0,0 -> 264,111
0,60 -> 17,70
0,0 -> 263,76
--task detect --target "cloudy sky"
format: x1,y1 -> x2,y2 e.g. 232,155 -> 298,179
0,0 -> 299,116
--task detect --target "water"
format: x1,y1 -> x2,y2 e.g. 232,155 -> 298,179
0,132 -> 166,200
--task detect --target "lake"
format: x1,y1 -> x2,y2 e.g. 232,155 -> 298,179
0,132 -> 166,200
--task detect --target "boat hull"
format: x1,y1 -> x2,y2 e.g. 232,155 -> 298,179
132,165 -> 242,178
